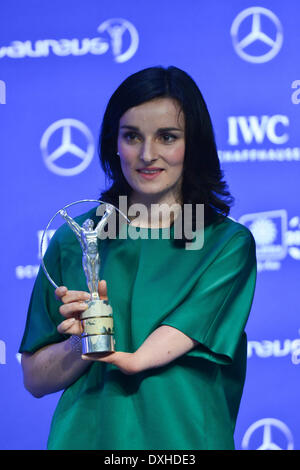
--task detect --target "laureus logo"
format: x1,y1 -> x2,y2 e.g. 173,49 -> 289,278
0,18 -> 139,63
97,18 -> 139,63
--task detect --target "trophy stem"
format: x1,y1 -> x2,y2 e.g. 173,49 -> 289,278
91,292 -> 100,300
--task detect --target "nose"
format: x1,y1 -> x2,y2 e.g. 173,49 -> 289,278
140,139 -> 157,163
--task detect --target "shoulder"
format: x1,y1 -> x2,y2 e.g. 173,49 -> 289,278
211,215 -> 254,242
206,215 -> 256,259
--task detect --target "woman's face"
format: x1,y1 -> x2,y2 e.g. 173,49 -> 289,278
117,97 -> 185,205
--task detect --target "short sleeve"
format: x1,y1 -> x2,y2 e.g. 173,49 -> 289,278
159,230 -> 257,365
19,233 -> 66,354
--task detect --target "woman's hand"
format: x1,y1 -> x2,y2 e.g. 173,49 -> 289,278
55,281 -> 139,375
55,280 -> 108,336
82,351 -> 140,376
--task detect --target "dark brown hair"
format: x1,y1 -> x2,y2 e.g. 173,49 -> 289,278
98,66 -> 234,242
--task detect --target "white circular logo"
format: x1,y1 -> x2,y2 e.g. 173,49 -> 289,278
230,7 -> 283,63
249,218 -> 277,245
40,119 -> 95,176
97,18 -> 139,63
242,418 -> 294,450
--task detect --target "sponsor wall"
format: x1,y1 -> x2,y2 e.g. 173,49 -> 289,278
1,0 -> 299,450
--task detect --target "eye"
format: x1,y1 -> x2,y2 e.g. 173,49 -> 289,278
159,133 -> 177,143
122,131 -> 142,143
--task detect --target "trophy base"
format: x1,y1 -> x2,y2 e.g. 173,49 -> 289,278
81,334 -> 115,354
80,298 -> 115,354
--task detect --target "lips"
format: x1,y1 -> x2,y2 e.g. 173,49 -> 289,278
137,167 -> 164,172
136,168 -> 164,180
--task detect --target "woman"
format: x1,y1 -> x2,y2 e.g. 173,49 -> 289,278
19,66 -> 257,450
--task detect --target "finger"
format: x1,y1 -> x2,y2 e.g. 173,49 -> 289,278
57,318 -> 83,336
59,301 -> 88,318
57,317 -> 77,335
60,290 -> 91,304
81,351 -> 116,362
98,280 -> 108,300
55,286 -> 68,301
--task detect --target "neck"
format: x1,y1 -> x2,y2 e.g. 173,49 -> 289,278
128,191 -> 182,228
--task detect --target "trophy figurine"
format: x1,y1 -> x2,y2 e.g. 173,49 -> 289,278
40,199 -> 130,355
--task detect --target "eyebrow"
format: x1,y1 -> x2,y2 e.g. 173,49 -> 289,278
120,125 -> 183,132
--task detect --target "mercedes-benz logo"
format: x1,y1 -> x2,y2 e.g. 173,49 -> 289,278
40,118 -> 95,176
242,418 -> 294,450
230,7 -> 283,63
97,18 -> 139,63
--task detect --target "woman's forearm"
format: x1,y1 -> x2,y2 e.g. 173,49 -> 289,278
134,325 -> 199,372
87,325 -> 199,374
21,337 -> 91,398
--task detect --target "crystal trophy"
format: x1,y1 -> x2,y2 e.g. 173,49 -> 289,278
40,199 -> 129,354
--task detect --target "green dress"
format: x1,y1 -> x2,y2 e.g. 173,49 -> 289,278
19,208 -> 257,450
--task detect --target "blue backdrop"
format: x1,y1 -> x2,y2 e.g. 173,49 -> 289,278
1,0 -> 299,450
